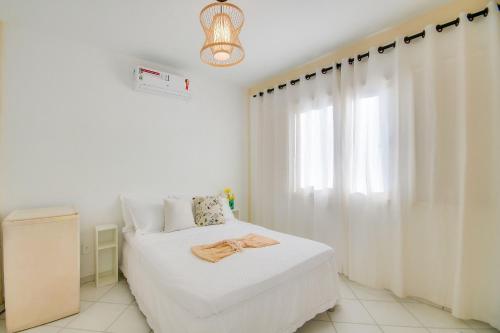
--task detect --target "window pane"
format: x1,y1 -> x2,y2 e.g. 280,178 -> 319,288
296,106 -> 334,190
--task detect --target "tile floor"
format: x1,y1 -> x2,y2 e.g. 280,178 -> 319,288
0,276 -> 497,333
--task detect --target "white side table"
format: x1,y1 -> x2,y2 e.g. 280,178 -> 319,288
95,224 -> 118,287
232,208 -> 240,219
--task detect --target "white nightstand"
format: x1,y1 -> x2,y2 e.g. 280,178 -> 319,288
232,208 -> 240,219
95,224 -> 118,287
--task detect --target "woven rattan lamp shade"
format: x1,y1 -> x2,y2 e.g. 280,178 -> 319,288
200,0 -> 244,67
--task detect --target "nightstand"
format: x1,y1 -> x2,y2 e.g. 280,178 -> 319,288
95,224 -> 118,287
232,208 -> 240,219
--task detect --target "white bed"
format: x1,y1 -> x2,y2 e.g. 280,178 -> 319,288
121,220 -> 339,333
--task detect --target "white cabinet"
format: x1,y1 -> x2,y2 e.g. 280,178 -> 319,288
95,224 -> 118,287
2,207 -> 80,333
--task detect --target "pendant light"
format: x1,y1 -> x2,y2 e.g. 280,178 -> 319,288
200,0 -> 245,67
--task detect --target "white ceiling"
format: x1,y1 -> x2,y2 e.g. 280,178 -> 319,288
0,0 -> 450,87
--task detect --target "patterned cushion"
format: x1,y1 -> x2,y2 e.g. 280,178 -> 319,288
193,196 -> 225,226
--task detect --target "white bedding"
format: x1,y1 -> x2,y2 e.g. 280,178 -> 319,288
122,220 -> 339,333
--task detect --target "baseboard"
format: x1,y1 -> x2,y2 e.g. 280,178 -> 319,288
80,270 -> 124,286
80,274 -> 95,285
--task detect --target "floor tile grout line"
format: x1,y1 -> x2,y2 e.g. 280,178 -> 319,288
97,284 -> 116,302
328,319 -> 433,327
384,291 -> 429,332
341,275 -> 384,332
61,299 -> 129,332
102,302 -> 130,333
425,324 -> 487,329
45,282 -> 135,333
348,276 -> 422,331
59,301 -> 97,329
398,302 -> 431,332
358,298 -> 385,332
88,300 -> 134,305
344,279 -> 397,303
341,275 -> 437,332
332,321 -> 382,331
60,327 -> 108,333
392,288 -> 474,330
19,276 -> 496,333
327,319 -> 338,333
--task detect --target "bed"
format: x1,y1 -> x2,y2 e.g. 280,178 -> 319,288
121,219 -> 339,333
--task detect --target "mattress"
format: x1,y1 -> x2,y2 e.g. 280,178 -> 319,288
122,220 -> 339,333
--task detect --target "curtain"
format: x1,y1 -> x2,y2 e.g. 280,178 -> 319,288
0,21 -> 3,306
249,2 -> 500,328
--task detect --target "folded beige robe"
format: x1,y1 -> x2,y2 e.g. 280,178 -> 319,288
191,233 -> 280,263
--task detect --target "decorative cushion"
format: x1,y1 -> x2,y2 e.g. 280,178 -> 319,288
193,196 -> 225,226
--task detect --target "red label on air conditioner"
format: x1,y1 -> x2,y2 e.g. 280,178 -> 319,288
139,68 -> 160,76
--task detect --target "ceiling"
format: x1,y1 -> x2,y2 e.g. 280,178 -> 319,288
0,0 -> 450,87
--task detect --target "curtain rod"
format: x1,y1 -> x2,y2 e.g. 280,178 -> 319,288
404,30 -> 425,44
252,4 -> 498,98
378,41 -> 396,54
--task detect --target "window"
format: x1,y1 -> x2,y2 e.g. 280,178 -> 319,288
350,96 -> 387,194
295,106 -> 334,190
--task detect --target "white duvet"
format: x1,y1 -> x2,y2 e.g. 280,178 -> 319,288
122,220 -> 339,333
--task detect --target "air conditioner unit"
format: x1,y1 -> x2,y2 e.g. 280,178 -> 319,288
133,66 -> 191,98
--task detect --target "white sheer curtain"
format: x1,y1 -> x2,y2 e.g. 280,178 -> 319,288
250,3 -> 500,329
250,67 -> 347,264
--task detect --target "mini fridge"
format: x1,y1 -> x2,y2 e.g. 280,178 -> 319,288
2,207 -> 80,332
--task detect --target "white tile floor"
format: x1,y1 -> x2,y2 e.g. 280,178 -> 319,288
0,276 -> 498,333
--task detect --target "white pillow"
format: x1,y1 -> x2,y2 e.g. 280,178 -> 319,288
164,198 -> 196,233
121,195 -> 164,234
219,196 -> 235,221
120,195 -> 135,232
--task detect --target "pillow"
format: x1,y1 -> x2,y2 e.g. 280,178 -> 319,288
193,196 -> 225,226
164,198 -> 196,233
121,195 -> 164,234
219,196 -> 235,221
120,195 -> 135,232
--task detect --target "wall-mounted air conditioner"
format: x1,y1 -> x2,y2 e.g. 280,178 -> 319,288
133,66 -> 191,98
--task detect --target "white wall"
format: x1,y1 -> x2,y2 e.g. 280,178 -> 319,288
0,26 -> 247,278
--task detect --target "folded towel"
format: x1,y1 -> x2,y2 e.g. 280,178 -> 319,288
191,233 -> 280,263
